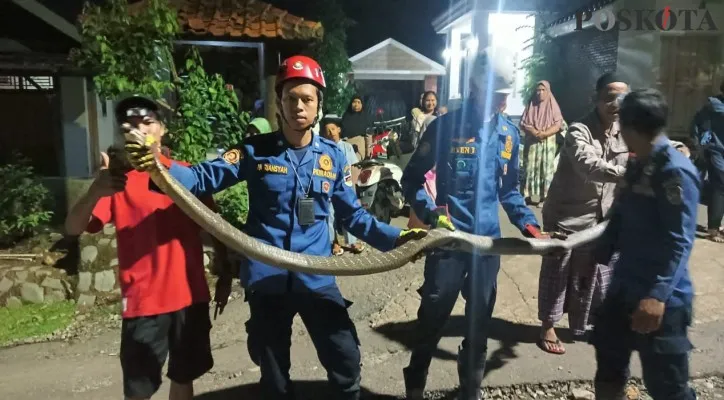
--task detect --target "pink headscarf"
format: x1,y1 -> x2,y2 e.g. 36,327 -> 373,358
521,80 -> 563,130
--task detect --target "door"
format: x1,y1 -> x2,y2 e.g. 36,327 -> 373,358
658,35 -> 723,139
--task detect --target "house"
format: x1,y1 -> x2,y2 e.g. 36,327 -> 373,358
0,0 -> 323,219
130,0 -> 324,128
431,0 -> 538,117
542,0 -> 724,138
349,38 -> 445,116
0,0 -> 116,181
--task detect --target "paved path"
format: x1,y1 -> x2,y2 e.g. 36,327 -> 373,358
0,205 -> 723,399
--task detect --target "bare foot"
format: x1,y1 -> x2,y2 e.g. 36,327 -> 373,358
538,327 -> 565,354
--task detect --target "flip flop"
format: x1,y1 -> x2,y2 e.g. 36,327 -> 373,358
537,338 -> 566,355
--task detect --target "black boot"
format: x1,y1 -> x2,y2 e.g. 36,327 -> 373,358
457,347 -> 485,400
403,366 -> 427,400
593,380 -> 626,400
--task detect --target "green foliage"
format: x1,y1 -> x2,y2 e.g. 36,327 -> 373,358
0,154 -> 53,246
70,0 -> 179,100
168,49 -> 251,164
517,15 -> 556,103
304,0 -> 357,115
213,183 -> 249,230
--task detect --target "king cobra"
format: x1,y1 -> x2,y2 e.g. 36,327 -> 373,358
135,151 -> 609,277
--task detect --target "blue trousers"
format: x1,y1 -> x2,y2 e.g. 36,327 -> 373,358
591,295 -> 696,400
404,251 -> 501,397
245,286 -> 361,400
706,146 -> 724,229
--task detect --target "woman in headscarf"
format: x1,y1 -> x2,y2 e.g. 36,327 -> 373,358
407,91 -> 440,229
519,81 -> 565,207
342,95 -> 373,161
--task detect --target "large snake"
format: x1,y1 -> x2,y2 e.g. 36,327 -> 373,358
132,150 -> 609,277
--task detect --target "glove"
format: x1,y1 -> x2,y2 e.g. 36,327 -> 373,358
430,207 -> 455,231
123,123 -> 159,171
395,228 -> 428,247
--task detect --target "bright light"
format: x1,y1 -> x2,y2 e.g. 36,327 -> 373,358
442,48 -> 452,60
466,37 -> 479,52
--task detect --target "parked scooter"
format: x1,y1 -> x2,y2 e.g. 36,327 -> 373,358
353,116 -> 407,223
354,159 -> 404,223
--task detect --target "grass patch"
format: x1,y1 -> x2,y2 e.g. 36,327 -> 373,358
0,301 -> 75,345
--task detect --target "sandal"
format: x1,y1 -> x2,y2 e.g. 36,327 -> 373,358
350,243 -> 366,254
537,338 -> 566,355
332,243 -> 344,256
707,229 -> 724,243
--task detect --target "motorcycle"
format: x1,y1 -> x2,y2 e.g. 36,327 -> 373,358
353,116 -> 407,223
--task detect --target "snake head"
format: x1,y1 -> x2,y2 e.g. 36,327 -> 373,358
122,123 -> 161,172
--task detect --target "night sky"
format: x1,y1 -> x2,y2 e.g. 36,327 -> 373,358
14,0 -> 449,65
343,0 -> 448,62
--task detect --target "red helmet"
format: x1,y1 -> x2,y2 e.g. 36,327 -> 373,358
275,55 -> 326,92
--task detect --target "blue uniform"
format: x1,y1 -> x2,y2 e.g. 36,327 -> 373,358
161,132 -> 401,400
592,136 -> 697,400
400,100 -> 539,398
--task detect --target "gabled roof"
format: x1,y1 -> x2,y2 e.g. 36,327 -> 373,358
129,0 -> 323,41
350,38 -> 445,76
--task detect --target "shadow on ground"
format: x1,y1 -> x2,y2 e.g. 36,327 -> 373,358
374,317 -> 578,378
194,380 -> 410,399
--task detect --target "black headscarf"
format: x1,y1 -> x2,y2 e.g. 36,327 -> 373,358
341,95 -> 372,139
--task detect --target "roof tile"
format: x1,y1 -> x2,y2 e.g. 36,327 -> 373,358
131,0 -> 323,41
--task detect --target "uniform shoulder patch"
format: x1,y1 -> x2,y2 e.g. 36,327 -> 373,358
661,174 -> 683,205
222,148 -> 242,164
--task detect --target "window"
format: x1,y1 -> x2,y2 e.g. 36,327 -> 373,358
0,75 -> 54,91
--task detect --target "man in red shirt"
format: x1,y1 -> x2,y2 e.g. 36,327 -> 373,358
65,96 -> 215,400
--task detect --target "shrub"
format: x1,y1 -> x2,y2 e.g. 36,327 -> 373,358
213,182 -> 249,231
0,154 -> 53,246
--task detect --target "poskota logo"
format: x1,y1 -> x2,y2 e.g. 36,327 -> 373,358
575,6 -> 718,31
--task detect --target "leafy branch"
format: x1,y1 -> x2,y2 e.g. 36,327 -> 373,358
70,0 -> 179,100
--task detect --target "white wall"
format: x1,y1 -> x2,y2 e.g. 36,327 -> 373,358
60,77 -> 91,177
441,11 -> 535,116
97,97 -> 118,153
488,12 -> 535,116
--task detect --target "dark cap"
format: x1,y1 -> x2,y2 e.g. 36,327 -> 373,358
114,95 -> 163,124
595,72 -> 628,92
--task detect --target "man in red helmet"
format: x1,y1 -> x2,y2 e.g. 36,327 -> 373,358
124,55 -> 426,399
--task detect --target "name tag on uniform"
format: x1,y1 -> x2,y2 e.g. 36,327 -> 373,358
298,197 -> 315,226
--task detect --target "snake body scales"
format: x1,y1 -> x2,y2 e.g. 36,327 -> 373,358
147,156 -> 608,276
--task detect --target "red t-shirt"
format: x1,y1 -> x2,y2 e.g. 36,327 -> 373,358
87,161 -> 211,318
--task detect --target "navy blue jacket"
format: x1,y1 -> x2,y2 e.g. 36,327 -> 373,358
602,136 -> 698,307
401,100 -> 539,237
161,132 -> 402,294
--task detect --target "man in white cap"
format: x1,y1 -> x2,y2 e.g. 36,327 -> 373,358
400,47 -> 547,400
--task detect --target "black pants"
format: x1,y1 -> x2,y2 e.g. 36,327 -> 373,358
591,296 -> 695,400
707,146 -> 724,229
404,252 -> 500,398
245,287 -> 361,400
120,302 -> 213,398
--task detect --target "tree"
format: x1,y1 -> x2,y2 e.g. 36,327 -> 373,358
517,11 -> 557,103
72,0 -> 252,223
304,0 -> 356,115
71,0 -> 178,101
